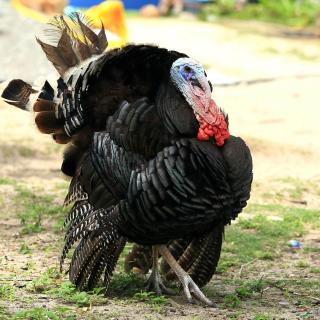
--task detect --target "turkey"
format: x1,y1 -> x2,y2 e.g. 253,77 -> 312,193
1,14 -> 253,306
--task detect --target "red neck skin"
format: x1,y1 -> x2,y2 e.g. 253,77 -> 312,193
195,100 -> 230,146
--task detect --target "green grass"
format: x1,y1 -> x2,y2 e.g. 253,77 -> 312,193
0,284 -> 15,301
217,203 -> 320,272
0,305 -> 10,320
27,267 -> 61,293
2,183 -> 67,235
12,306 -> 76,320
200,0 -> 320,28
220,279 -> 266,308
48,282 -> 105,307
209,277 -> 320,310
253,314 -> 272,320
295,260 -> 310,268
0,178 -> 16,185
19,243 -> 32,255
27,270 -> 105,308
1,174 -> 319,318
133,291 -> 168,306
108,272 -> 145,297
310,267 -> 320,274
223,293 -> 241,308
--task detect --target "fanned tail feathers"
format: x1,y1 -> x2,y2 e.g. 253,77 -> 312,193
61,203 -> 124,291
61,177 -> 125,292
37,13 -> 107,76
2,12 -> 108,151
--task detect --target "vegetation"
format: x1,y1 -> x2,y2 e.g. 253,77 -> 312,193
200,0 -> 320,27
0,175 -> 319,318
13,307 -> 76,320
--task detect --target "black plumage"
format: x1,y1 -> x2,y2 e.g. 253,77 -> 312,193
1,14 -> 253,303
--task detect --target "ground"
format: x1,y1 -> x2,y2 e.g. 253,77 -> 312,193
0,4 -> 320,320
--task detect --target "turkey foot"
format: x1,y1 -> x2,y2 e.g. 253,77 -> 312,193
145,246 -> 175,296
157,245 -> 216,307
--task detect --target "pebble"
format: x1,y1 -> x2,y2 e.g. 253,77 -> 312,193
279,301 -> 290,307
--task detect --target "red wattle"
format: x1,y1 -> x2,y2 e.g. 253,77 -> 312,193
196,99 -> 230,146
197,128 -> 210,141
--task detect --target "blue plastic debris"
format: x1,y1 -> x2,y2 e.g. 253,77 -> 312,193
288,240 -> 302,249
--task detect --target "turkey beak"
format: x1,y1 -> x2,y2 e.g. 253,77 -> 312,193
192,71 -> 212,113
191,78 -> 203,91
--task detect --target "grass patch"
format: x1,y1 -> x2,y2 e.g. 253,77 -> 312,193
48,281 -> 105,307
304,246 -> 320,253
223,293 -> 241,308
108,272 -> 145,297
310,267 -> 320,274
12,306 -> 76,320
200,0 -> 320,28
27,269 -> 105,307
133,291 -> 168,306
218,277 -> 319,310
0,305 -> 10,320
217,203 -> 320,272
0,178 -> 16,186
27,267 -> 61,293
253,314 -> 272,320
295,260 -> 310,268
0,284 -> 15,301
10,184 -> 66,235
222,279 -> 266,308
19,243 -> 32,255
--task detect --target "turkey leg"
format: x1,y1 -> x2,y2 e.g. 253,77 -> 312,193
145,246 -> 175,295
157,245 -> 216,307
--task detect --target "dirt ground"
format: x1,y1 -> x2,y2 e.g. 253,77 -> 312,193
0,11 -> 320,320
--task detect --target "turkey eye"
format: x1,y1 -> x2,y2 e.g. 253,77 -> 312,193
184,66 -> 192,73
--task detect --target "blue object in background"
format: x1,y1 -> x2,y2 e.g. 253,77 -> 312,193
288,239 -> 302,249
69,0 -> 159,9
69,0 -> 101,7
123,0 -> 159,9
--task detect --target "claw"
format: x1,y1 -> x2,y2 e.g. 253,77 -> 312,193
145,270 -> 176,296
158,245 -> 216,307
145,246 -> 176,296
180,273 -> 216,307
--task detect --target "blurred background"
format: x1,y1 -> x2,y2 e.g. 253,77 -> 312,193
0,1 -> 320,319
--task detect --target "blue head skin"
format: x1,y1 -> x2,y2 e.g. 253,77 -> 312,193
170,57 -> 229,144
170,58 -> 213,120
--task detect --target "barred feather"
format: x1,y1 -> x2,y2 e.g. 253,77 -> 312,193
64,178 -> 88,207
188,225 -> 224,287
61,208 -> 103,266
64,201 -> 94,238
1,79 -> 38,111
66,207 -> 123,291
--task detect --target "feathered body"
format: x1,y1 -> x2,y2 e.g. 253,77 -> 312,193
1,14 -> 252,297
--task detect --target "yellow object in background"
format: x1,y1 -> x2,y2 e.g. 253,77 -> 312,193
11,0 -> 128,49
86,1 -> 128,47
11,0 -> 50,23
